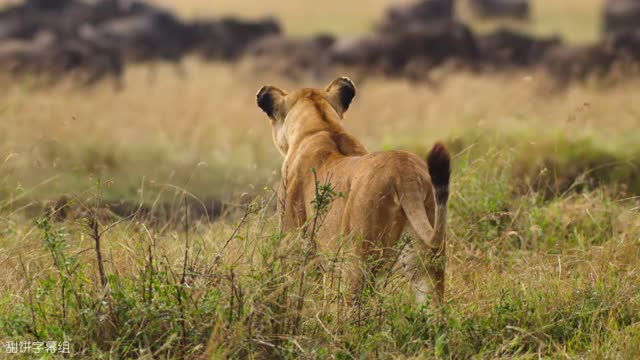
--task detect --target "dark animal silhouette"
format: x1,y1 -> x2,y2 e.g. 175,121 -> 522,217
248,34 -> 335,80
0,0 -> 280,86
609,29 -> 640,61
470,0 -> 529,20
479,28 -> 562,67
377,0 -> 454,33
190,17 -> 281,60
603,0 -> 640,36
0,30 -> 122,87
332,21 -> 478,76
542,44 -> 618,84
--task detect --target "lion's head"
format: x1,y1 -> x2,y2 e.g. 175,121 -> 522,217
256,77 -> 356,156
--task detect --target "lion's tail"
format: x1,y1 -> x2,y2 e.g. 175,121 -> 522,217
401,142 -> 450,251
426,142 -> 450,249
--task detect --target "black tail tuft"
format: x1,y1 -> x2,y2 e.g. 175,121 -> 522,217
427,142 -> 451,203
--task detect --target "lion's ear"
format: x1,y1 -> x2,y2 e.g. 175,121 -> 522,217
325,77 -> 356,117
256,85 -> 287,120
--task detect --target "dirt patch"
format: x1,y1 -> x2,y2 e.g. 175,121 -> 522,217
35,195 -> 227,226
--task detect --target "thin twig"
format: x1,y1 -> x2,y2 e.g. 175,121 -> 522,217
223,204 -> 251,250
18,254 -> 38,339
179,195 -> 190,345
89,217 -> 108,289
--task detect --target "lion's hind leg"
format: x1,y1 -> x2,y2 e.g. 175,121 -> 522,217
398,232 -> 445,305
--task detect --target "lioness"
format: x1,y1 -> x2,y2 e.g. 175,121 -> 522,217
256,77 -> 451,304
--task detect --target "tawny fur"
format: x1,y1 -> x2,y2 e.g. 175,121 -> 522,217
257,77 -> 451,304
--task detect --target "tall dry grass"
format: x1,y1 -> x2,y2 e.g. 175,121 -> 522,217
1,60 -> 639,202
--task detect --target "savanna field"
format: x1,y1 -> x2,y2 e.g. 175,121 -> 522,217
1,0 -> 640,358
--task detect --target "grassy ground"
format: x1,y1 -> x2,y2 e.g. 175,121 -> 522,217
1,0 -> 640,359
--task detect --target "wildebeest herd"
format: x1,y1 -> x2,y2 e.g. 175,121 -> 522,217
1,0 -> 640,87
251,0 -> 640,85
0,0 -> 279,86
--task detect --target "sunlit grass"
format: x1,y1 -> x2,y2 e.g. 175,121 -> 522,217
1,154 -> 638,358
2,59 -> 640,201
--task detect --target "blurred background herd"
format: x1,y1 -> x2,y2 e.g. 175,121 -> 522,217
1,0 -> 640,87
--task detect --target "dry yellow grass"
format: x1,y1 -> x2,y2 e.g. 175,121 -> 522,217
1,59 -> 639,201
